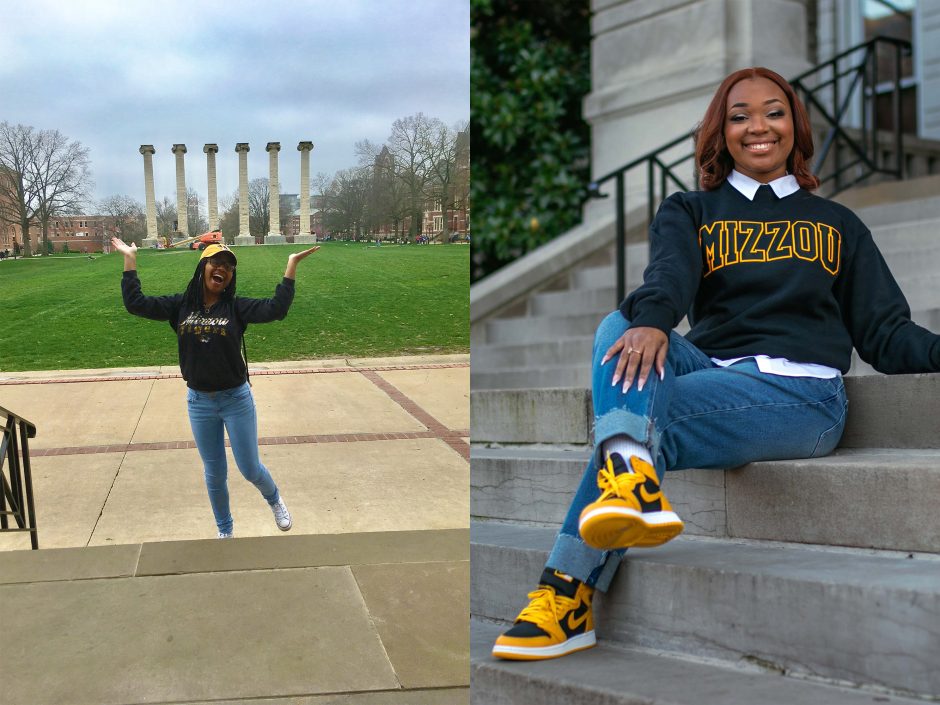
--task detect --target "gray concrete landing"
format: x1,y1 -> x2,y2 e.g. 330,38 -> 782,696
0,529 -> 469,705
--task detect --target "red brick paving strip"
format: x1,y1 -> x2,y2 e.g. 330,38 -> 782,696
12,362 -> 471,462
358,369 -> 469,462
30,429 -> 470,458
0,362 -> 467,386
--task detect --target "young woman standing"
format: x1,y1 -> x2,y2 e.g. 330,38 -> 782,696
112,237 -> 320,538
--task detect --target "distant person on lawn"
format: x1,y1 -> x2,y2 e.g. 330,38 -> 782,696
111,237 -> 319,538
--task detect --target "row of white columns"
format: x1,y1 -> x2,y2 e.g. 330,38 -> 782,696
139,142 -> 316,246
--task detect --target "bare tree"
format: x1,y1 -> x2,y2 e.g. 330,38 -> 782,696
369,146 -> 410,241
31,129 -> 93,254
386,113 -> 441,237
248,178 -> 270,236
187,188 -> 209,236
155,196 -> 176,237
99,195 -> 146,246
320,168 -> 370,240
218,192 -> 239,244
428,120 -> 469,239
0,122 -> 41,257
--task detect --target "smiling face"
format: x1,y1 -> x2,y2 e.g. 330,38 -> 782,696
724,76 -> 794,183
202,255 -> 235,300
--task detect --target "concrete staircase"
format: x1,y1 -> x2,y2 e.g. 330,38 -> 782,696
470,178 -> 940,703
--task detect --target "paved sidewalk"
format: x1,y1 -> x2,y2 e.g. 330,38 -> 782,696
0,354 -> 469,704
0,354 -> 469,549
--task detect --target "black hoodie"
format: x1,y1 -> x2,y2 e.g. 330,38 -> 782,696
121,261 -> 295,391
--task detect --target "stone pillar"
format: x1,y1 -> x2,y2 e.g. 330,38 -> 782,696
171,144 -> 189,241
204,144 -> 219,232
234,143 -> 254,246
264,142 -> 285,244
139,145 -> 158,247
295,141 -> 316,244
583,0 -> 812,218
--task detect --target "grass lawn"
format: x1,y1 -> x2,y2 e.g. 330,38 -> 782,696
0,242 -> 469,372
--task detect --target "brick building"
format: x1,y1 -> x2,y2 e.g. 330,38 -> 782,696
279,193 -> 326,242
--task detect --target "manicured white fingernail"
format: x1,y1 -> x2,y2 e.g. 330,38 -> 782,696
638,379 -> 645,392
611,375 -> 619,386
659,369 -> 665,381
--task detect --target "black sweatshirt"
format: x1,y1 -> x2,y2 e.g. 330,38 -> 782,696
621,180 -> 940,374
121,270 -> 295,390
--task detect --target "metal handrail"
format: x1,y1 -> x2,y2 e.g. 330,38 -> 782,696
589,36 -> 913,304
1,404 -> 39,549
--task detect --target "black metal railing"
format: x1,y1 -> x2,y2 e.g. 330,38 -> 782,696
588,36 -> 913,304
1,405 -> 39,549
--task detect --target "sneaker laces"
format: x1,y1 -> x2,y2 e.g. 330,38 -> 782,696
516,587 -> 574,630
596,461 -> 644,502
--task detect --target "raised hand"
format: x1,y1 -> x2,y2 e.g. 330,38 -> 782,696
285,246 -> 321,278
111,236 -> 137,256
111,236 -> 138,271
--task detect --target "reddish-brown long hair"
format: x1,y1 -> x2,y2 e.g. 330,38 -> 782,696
694,67 -> 819,191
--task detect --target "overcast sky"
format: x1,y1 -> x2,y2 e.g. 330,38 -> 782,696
0,0 -> 469,212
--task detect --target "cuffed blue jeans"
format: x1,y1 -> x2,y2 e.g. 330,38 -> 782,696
187,382 -> 280,534
546,311 -> 848,592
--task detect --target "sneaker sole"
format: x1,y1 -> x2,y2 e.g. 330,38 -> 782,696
491,631 -> 596,660
579,507 -> 683,550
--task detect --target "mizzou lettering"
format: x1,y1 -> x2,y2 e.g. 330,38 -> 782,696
179,311 -> 230,339
699,220 -> 841,277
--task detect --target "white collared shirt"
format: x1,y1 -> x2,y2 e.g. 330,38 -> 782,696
708,171 -> 840,380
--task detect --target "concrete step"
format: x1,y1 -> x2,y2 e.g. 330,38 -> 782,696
486,313 -> 607,344
855,196 -> 940,229
470,365 -> 592,390
873,216 -> 940,251
470,446 -> 940,553
470,374 -> 940,448
529,287 -> 623,317
470,521 -> 940,698
471,619 -> 932,705
470,337 -> 594,370
1,529 -> 469,704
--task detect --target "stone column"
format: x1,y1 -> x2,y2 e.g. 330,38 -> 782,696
233,143 -> 254,245
139,145 -> 158,247
171,144 -> 188,241
296,141 -> 316,244
204,144 -> 219,232
264,142 -> 285,244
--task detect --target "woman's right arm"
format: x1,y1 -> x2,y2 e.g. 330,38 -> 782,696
113,237 -> 182,322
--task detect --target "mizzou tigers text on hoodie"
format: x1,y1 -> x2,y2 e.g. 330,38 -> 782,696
121,269 -> 295,391
621,180 -> 940,374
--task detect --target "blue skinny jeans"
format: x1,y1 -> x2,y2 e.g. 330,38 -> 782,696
186,382 -> 280,534
546,311 -> 848,592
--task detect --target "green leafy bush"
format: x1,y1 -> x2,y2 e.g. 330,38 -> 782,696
471,0 -> 590,281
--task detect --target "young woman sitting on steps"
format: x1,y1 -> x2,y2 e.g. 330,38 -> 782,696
492,66 -> 940,661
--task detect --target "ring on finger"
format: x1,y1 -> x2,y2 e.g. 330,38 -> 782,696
626,348 -> 638,355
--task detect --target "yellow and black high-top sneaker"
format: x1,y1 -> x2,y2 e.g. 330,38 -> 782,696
578,452 -> 684,550
491,568 -> 596,660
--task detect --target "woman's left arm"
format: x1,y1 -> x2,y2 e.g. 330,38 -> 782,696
837,227 -> 940,374
237,246 -> 321,324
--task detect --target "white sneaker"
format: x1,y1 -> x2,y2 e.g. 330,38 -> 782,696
218,531 -> 234,539
271,497 -> 292,531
